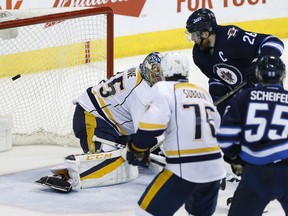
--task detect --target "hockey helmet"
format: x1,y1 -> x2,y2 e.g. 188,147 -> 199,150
256,55 -> 286,84
161,52 -> 190,80
186,8 -> 217,34
140,52 -> 164,86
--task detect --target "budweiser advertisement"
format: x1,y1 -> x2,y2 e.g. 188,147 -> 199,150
0,0 -> 286,40
0,0 -> 147,17
53,0 -> 146,17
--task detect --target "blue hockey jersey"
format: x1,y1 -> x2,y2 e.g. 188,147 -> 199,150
193,25 -> 284,88
217,84 -> 288,165
192,25 -> 284,116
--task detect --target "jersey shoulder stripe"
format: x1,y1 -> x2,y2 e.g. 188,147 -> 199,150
138,121 -> 166,131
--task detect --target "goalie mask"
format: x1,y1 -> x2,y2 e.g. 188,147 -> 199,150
161,52 -> 190,81
140,52 -> 164,87
185,8 -> 217,42
256,55 -> 286,84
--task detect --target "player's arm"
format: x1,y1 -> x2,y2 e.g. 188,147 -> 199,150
127,115 -> 167,167
230,26 -> 284,59
192,48 -> 215,79
127,85 -> 170,167
258,35 -> 284,57
126,127 -> 164,168
208,78 -> 233,116
216,94 -> 245,159
247,34 -> 284,84
216,97 -> 245,176
232,28 -> 284,85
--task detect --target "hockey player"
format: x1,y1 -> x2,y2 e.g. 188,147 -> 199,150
217,55 -> 288,216
35,52 -> 165,192
73,52 -> 164,153
185,8 -> 284,116
126,51 -> 226,215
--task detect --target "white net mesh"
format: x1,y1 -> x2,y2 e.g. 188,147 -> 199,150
0,8 -> 113,146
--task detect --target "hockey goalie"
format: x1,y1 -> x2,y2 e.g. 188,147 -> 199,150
35,138 -> 139,193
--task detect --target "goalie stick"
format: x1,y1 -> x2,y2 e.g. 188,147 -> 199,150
92,136 -> 166,167
213,81 -> 247,106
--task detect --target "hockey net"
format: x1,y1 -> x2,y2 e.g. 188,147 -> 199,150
0,7 -> 114,147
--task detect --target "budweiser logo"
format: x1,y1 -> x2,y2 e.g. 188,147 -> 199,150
0,0 -> 23,10
53,0 -> 146,17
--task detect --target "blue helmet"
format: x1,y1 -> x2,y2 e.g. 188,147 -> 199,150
186,8 -> 217,33
140,52 -> 164,86
256,55 -> 286,84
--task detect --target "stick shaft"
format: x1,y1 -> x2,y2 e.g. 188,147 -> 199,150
92,136 -> 125,148
92,135 -> 166,166
214,81 -> 247,106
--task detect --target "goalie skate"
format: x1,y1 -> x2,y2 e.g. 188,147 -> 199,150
35,175 -> 72,193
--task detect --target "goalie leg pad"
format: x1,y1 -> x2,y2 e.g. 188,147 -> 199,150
65,148 -> 138,189
35,176 -> 72,193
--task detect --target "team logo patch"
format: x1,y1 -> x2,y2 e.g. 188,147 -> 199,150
227,27 -> 238,39
213,63 -> 242,86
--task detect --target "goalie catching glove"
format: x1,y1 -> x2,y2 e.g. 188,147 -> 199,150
126,140 -> 150,168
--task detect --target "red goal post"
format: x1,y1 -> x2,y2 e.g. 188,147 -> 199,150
0,7 -> 114,147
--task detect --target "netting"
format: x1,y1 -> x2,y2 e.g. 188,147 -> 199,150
0,7 -> 113,146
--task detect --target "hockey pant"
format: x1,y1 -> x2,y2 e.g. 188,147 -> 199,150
73,104 -> 130,153
228,162 -> 288,216
137,168 -> 221,216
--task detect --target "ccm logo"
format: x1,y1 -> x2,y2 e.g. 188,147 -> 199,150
86,153 -> 113,160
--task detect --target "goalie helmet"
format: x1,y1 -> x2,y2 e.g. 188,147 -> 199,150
186,8 -> 217,34
140,52 -> 164,86
161,52 -> 190,81
256,55 -> 286,84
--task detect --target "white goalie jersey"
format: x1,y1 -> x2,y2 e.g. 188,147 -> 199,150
136,81 -> 226,183
75,66 -> 151,135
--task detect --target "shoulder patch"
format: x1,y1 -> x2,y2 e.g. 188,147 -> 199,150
227,27 -> 238,40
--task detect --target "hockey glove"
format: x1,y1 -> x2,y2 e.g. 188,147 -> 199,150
223,155 -> 245,176
126,141 -> 150,168
244,58 -> 259,89
231,164 -> 244,176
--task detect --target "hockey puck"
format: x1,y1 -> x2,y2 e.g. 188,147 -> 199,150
12,74 -> 21,81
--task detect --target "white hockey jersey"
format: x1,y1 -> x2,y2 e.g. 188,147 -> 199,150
75,66 -> 151,136
135,81 -> 226,183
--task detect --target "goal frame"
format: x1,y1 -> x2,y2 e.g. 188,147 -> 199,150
0,7 -> 114,78
0,7 -> 115,147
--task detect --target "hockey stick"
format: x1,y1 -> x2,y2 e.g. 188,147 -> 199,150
92,136 -> 126,149
150,139 -> 163,152
213,81 -> 247,106
92,136 -> 166,167
92,136 -> 164,152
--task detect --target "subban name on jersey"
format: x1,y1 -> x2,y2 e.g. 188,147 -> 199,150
183,89 -> 207,100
